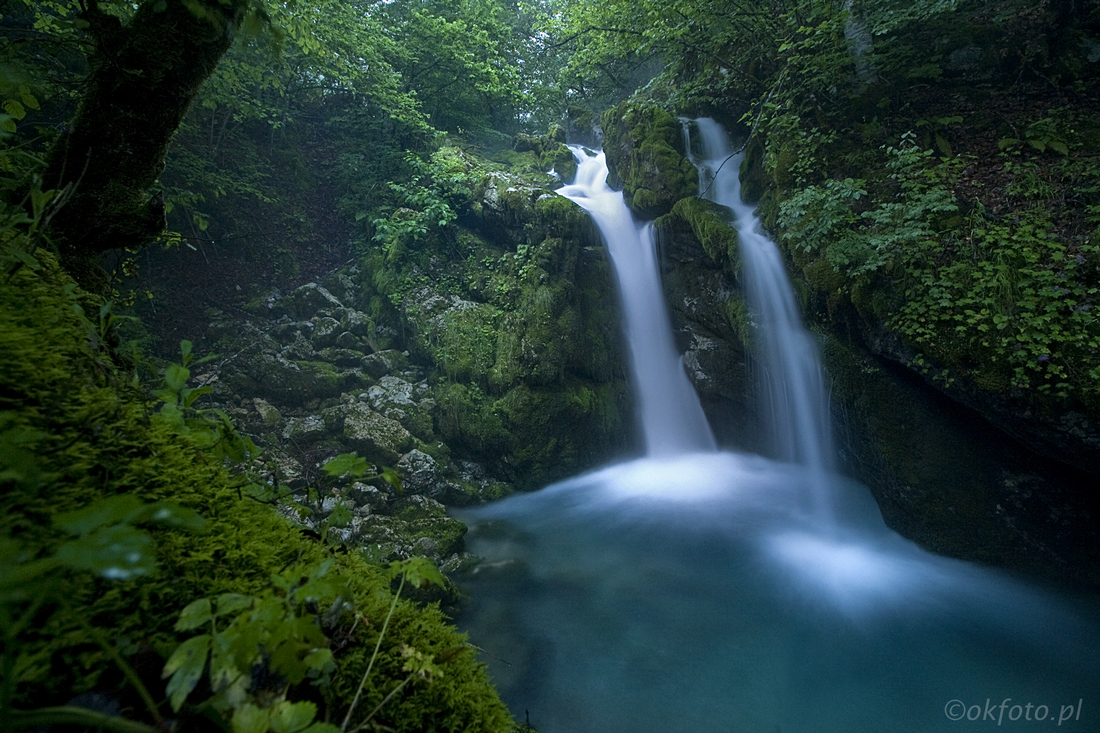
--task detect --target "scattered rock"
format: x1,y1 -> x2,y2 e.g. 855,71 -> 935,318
288,282 -> 344,319
282,414 -> 328,442
253,399 -> 283,428
361,349 -> 410,379
340,403 -> 415,465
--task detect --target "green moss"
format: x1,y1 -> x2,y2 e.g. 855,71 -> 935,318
0,244 -> 513,731
541,143 -> 578,183
803,258 -> 846,295
663,197 -> 740,267
602,101 -> 698,218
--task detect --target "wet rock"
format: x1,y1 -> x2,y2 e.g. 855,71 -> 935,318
334,331 -> 360,351
321,272 -> 358,307
287,282 -> 344,319
361,349 -> 410,379
253,399 -> 283,428
282,414 -> 328,442
226,353 -> 355,406
338,403 -> 415,465
311,317 -> 341,349
315,347 -> 367,368
348,481 -> 392,512
341,310 -> 375,340
268,452 -> 307,490
281,331 -> 316,360
396,449 -> 443,495
242,287 -> 283,317
601,101 -> 698,218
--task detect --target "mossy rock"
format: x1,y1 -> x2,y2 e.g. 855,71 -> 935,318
602,101 -> 698,218
660,197 -> 741,268
541,143 -> 578,184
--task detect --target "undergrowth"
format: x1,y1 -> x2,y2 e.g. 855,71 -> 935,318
0,199 -> 514,730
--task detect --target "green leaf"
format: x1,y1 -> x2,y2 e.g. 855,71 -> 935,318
180,339 -> 193,365
54,495 -> 143,536
380,466 -> 402,493
216,592 -> 254,617
231,702 -> 272,733
181,384 -> 213,408
270,700 -> 318,733
165,363 -> 190,392
54,525 -> 156,579
327,503 -> 352,529
176,598 -> 213,631
163,634 -> 211,711
321,452 -> 369,478
302,647 -> 334,673
3,99 -> 26,120
390,556 -> 444,589
19,85 -> 39,110
1049,140 -> 1069,156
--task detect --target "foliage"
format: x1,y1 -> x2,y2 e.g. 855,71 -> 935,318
2,495 -> 203,731
0,217 -> 514,730
249,451 -> 403,548
152,339 -> 259,462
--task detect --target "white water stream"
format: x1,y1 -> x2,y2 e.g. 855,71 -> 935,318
557,147 -> 716,456
456,131 -> 1099,733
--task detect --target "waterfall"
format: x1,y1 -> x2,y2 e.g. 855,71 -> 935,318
684,118 -> 836,521
557,146 -> 716,456
454,127 -> 1099,733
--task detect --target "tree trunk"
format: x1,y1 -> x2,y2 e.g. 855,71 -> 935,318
42,0 -> 247,273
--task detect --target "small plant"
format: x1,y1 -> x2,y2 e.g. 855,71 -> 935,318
163,560 -> 350,732
153,340 -> 258,462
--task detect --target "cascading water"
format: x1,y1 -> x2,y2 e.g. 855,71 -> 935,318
684,118 -> 835,521
557,147 -> 715,456
455,137 -> 1099,733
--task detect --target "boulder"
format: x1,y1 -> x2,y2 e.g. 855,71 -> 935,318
361,349 -> 410,379
340,403 -> 415,465
253,399 -> 283,428
287,282 -> 343,319
310,317 -> 341,349
342,310 -> 375,339
282,414 -> 328,443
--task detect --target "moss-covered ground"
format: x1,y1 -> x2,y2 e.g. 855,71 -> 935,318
0,241 -> 514,730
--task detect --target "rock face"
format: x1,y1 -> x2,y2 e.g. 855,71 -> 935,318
361,140 -> 635,489
196,137 -> 634,568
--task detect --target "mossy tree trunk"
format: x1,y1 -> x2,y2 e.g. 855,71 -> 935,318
42,0 -> 247,273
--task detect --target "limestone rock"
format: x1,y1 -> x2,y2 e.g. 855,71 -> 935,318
361,349 -> 410,379
340,403 -> 415,465
342,310 -> 375,339
253,399 -> 283,428
311,317 -> 341,349
396,449 -> 442,495
288,282 -> 343,319
282,414 -> 328,442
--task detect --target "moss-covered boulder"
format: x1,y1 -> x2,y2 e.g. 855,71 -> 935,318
353,142 -> 634,485
602,101 -> 698,219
